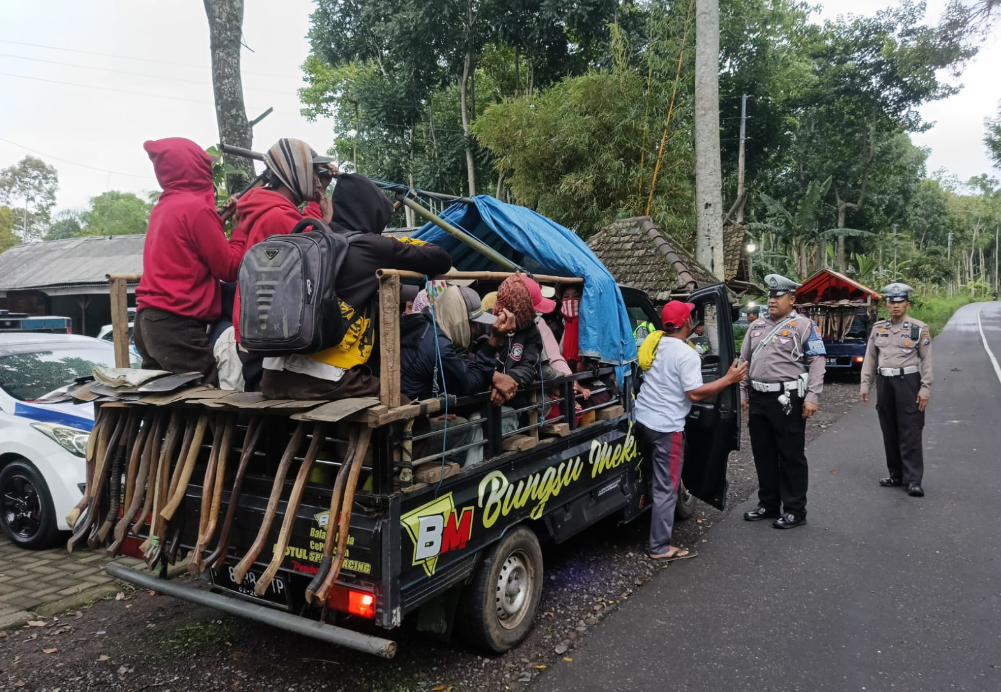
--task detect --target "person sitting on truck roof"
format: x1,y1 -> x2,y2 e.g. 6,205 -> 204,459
260,173 -> 452,401
134,138 -> 250,385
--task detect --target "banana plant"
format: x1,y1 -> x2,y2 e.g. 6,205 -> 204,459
751,176 -> 873,278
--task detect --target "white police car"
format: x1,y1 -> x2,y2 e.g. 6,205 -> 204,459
0,333 -> 138,548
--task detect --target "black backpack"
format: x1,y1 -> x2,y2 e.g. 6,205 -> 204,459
238,217 -> 355,355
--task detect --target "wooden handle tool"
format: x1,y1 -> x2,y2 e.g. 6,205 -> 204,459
255,423 -> 325,596
205,417 -> 264,572
232,422 -> 308,584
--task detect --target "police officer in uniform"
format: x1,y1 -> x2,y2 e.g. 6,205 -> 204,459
740,274 -> 827,529
860,283 -> 932,497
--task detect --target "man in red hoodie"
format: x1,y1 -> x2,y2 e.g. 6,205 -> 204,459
134,138 -> 248,385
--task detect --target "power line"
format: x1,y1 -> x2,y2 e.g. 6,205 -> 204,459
0,38 -> 301,79
0,137 -> 158,181
0,52 -> 298,96
0,71 -> 214,105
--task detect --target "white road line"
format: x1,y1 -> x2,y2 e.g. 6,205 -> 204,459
977,303 -> 1001,387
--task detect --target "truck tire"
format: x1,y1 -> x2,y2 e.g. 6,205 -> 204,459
675,482 -> 695,521
458,525 -> 544,653
0,458 -> 60,549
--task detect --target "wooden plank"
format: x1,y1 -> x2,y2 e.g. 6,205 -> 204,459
139,386 -> 213,406
369,399 -> 445,427
108,277 -> 131,369
413,462 -> 460,484
379,273 -> 401,408
595,404 -> 625,421
541,423 -> 569,437
501,435 -> 537,452
290,397 -> 380,423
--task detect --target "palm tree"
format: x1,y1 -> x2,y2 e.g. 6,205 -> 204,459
750,176 -> 872,278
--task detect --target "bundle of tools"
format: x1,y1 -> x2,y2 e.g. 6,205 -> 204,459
66,403 -> 372,607
797,303 -> 859,341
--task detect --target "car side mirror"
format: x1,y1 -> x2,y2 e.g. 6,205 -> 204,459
731,305 -> 741,323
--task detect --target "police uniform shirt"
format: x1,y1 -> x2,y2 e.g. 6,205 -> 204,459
859,317 -> 932,398
739,311 -> 827,404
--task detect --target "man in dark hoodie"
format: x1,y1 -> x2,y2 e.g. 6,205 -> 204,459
134,138 -> 248,385
260,173 -> 453,400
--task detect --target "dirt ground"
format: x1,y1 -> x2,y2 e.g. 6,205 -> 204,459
0,381 -> 860,692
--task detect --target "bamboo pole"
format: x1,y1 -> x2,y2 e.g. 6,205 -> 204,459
400,197 -> 519,271
645,0 -> 695,216
376,269 -> 583,285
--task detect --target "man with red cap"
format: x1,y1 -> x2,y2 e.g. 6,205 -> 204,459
635,301 -> 746,560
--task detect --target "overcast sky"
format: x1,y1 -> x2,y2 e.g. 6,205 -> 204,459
0,0 -> 998,216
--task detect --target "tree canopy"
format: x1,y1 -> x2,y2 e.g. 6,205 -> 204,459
0,156 -> 59,243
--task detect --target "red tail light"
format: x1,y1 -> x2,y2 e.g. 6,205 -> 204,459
327,585 -> 376,619
855,356 -> 864,363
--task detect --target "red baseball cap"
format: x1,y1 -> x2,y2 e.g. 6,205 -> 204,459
521,275 -> 557,313
661,301 -> 695,328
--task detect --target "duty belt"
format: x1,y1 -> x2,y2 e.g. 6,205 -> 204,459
751,380 -> 798,393
879,366 -> 919,377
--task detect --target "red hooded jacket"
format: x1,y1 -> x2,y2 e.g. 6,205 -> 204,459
136,138 -> 247,321
231,188 -> 324,341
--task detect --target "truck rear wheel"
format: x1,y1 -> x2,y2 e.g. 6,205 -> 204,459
675,482 -> 695,520
458,525 -> 543,653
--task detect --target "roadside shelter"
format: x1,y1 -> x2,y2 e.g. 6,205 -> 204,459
0,235 -> 144,337
586,216 -> 763,303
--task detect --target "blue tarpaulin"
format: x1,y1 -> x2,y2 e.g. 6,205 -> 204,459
411,196 -> 637,367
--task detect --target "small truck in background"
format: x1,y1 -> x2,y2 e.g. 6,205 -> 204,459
794,269 -> 882,377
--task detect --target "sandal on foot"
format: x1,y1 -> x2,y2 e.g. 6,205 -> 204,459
648,547 -> 698,562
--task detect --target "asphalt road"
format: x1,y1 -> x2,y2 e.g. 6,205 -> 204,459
535,302 -> 1001,692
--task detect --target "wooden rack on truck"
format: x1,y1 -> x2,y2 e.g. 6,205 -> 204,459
69,193 -> 740,659
794,268 -> 882,375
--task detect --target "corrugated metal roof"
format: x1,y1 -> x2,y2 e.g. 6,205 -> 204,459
0,235 -> 145,291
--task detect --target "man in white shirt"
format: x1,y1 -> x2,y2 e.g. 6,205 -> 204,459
635,301 -> 747,560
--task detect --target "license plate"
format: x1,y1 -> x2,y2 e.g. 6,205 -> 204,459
211,564 -> 290,609
825,357 -> 838,365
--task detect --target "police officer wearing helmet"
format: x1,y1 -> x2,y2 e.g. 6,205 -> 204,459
860,283 -> 932,497
740,274 -> 827,529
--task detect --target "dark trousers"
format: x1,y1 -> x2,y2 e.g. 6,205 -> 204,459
134,308 -> 218,386
876,373 -> 925,485
261,366 -> 380,400
748,390 -> 809,518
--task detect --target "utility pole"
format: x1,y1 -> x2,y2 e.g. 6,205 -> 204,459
995,226 -> 998,294
947,231 -> 953,260
736,93 -> 748,224
694,0 -> 724,278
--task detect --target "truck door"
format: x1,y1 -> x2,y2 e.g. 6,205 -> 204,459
682,283 -> 740,510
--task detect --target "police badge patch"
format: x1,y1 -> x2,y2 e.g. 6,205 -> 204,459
510,343 -> 524,361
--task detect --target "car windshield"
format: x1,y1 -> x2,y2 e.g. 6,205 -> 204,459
0,344 -> 130,401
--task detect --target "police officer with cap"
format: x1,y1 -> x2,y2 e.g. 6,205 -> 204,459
860,283 -> 932,497
740,274 -> 827,529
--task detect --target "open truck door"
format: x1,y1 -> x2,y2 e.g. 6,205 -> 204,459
682,284 -> 740,510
